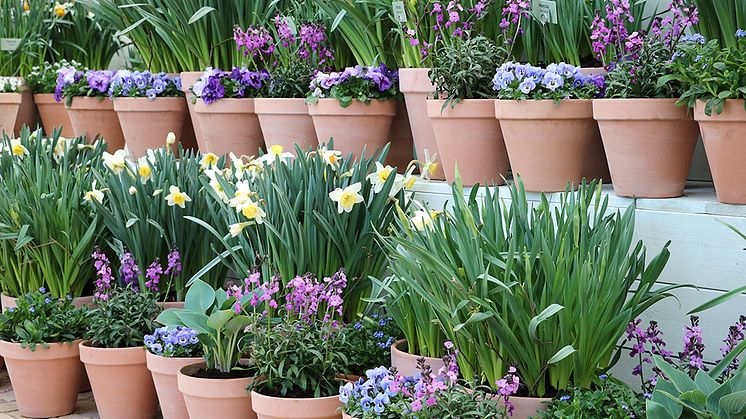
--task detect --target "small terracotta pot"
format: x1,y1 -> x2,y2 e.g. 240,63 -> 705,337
427,99 -> 509,186
178,361 -> 256,419
34,93 -> 75,137
159,301 -> 185,309
251,391 -> 341,419
399,68 -> 444,180
1,292 -> 94,311
0,340 -> 84,418
114,97 -> 187,158
255,98 -> 318,153
67,96 -> 125,150
308,99 -> 396,161
594,98 -> 699,198
193,98 -> 265,158
146,351 -> 201,419
386,101 -> 415,170
390,339 -> 443,378
694,99 -> 746,204
0,92 -> 37,137
180,71 -> 204,151
503,395 -> 551,419
496,99 -> 599,192
79,341 -> 158,419
342,414 -> 355,419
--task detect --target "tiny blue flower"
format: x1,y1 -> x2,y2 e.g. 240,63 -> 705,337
39,287 -> 46,293
378,318 -> 387,326
66,294 -> 72,300
29,307 -> 35,313
151,343 -> 163,354
144,335 -> 156,347
599,374 -> 608,380
146,89 -> 157,100
44,297 -> 51,304
8,307 -> 14,313
354,322 -> 362,330
559,395 -> 571,401
736,29 -> 746,38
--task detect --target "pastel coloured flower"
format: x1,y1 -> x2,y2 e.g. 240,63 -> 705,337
329,182 -> 364,213
165,185 -> 191,208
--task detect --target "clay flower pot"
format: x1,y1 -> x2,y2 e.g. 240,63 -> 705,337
594,98 -> 699,198
694,99 -> 746,204
308,98 -> 396,161
146,351 -> 201,419
255,98 -> 318,153
503,395 -> 551,419
496,99 -> 600,192
193,98 -> 265,157
0,91 -> 37,137
386,101 -> 415,170
67,96 -> 125,150
114,97 -> 187,158
251,391 -> 342,419
34,93 -> 75,137
178,71 -> 203,151
427,99 -> 509,186
1,293 -> 94,311
399,68 -> 444,180
178,361 -> 256,419
390,339 -> 443,378
79,341 -> 158,419
0,340 -> 84,418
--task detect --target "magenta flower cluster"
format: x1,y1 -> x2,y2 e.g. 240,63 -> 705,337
720,315 -> 746,377
227,272 -> 281,315
234,17 -> 334,67
144,248 -> 182,292
92,250 -> 113,301
500,0 -> 530,37
92,248 -> 182,299
404,0 -> 490,59
285,270 -> 347,324
679,316 -> 706,373
625,319 -> 672,394
308,64 -> 398,98
650,0 -> 699,46
590,0 -> 636,64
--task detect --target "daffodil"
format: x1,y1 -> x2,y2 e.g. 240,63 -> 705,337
259,145 -> 294,165
52,137 -> 70,161
128,186 -> 138,195
401,166 -> 417,191
240,199 -> 266,224
329,182 -> 364,214
102,150 -> 127,174
205,170 -> 229,203
165,185 -> 191,208
229,222 -> 251,238
53,2 -> 68,17
319,146 -> 342,170
199,153 -> 219,171
9,139 -> 29,159
137,157 -> 153,184
229,180 -> 253,210
367,162 -> 396,193
83,180 -> 105,205
166,131 -> 176,146
410,210 -> 440,231
419,149 -> 439,180
23,1 -> 30,14
229,153 -> 247,180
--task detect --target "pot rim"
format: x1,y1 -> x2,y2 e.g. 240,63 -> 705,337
250,390 -> 342,402
495,98 -> 593,120
79,340 -> 147,365
254,97 -> 310,115
694,99 -> 746,121
113,96 -> 187,112
32,93 -> 59,103
308,98 -> 397,116
390,338 -> 443,361
0,92 -> 24,104
66,96 -> 114,110
592,98 -> 692,121
426,98 -> 496,119
193,97 -> 257,114
0,339 -> 82,360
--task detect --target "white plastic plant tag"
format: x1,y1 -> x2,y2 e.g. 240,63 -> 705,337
392,1 -> 407,23
532,0 -> 558,25
0,38 -> 22,52
282,16 -> 297,36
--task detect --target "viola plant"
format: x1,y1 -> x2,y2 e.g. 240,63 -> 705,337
0,77 -> 21,93
24,60 -> 80,94
144,326 -> 202,358
343,312 -> 403,375
56,68 -> 121,105
305,64 -> 400,108
492,62 -> 605,101
191,67 -> 270,104
107,71 -> 182,100
0,288 -> 88,351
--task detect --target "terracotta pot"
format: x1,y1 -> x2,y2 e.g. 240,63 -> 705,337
399,68 -> 444,180
251,391 -> 341,419
1,292 -> 94,311
0,339 -> 83,418
67,96 -> 125,150
390,339 -> 443,378
342,414 -> 355,419
79,341 -> 158,419
180,71 -> 204,152
593,98 -> 699,198
146,351 -> 201,419
496,99 -> 599,192
159,301 -> 185,309
34,93 -> 75,137
503,395 -> 551,419
178,361 -> 256,419
694,99 -> 746,204
427,99 -> 509,186
0,93 -> 22,136
386,101 -> 415,170
255,98 -> 318,153
114,97 -> 187,158
193,98 -> 265,158
308,99 -> 396,161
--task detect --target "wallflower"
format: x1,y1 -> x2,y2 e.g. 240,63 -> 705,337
259,145 -> 294,165
83,180 -> 105,205
102,150 -> 127,174
329,182 -> 364,213
367,162 -> 396,193
165,185 -> 191,208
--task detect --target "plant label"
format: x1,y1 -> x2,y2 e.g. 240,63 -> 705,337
532,0 -> 558,25
282,16 -> 298,36
0,38 -> 22,52
392,1 -> 407,23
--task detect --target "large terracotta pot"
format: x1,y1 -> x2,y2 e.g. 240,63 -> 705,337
496,99 -> 599,192
427,99 -> 509,186
0,340 -> 84,418
0,91 -> 37,137
178,361 -> 256,419
255,98 -> 318,153
399,68 -> 445,180
79,341 -> 158,419
193,98 -> 265,158
146,351 -> 200,419
114,97 -> 187,158
594,98 -> 699,198
34,93 -> 74,137
390,339 -> 443,378
694,99 -> 746,204
179,71 -> 204,152
67,96 -> 125,150
308,99 -> 396,161
251,391 -> 341,419
386,100 -> 415,170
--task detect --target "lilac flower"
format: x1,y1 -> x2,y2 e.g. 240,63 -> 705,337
233,25 -> 275,58
719,315 -> 746,378
92,250 -> 113,301
164,248 -> 182,276
542,73 -> 564,91
679,316 -> 706,375
144,259 -> 163,292
119,251 -> 141,291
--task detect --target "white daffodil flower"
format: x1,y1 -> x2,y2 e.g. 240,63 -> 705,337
240,199 -> 266,224
318,146 -> 342,171
83,180 -> 105,205
419,149 -> 439,180
259,145 -> 294,165
102,150 -> 127,174
329,182 -> 364,214
199,152 -> 219,171
166,131 -> 176,146
128,186 -> 138,195
229,180 -> 253,210
9,139 -> 29,159
137,156 -> 153,184
229,153 -> 247,180
410,210 -> 440,231
165,185 -> 191,208
229,222 -> 251,238
52,137 -> 70,161
366,162 -> 396,193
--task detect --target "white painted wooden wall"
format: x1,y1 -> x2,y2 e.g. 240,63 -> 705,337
411,180 -> 746,387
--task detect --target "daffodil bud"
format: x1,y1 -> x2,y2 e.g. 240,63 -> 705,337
166,132 -> 176,145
